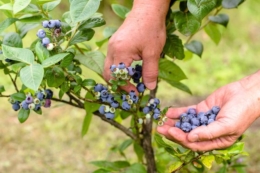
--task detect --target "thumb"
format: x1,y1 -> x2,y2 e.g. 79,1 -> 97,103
187,120 -> 230,142
142,54 -> 160,90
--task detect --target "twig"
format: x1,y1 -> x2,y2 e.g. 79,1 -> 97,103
0,94 -> 10,98
8,73 -> 19,92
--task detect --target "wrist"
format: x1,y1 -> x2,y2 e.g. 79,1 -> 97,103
130,0 -> 171,22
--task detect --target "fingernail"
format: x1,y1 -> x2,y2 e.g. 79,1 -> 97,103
190,134 -> 199,142
145,81 -> 156,90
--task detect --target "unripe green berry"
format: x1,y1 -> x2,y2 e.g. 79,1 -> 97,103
28,103 -> 35,110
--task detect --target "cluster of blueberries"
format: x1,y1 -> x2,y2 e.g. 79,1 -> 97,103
95,83 -> 140,119
110,63 -> 146,93
9,89 -> 53,112
97,62 -> 162,121
175,106 -> 221,132
36,19 -> 62,49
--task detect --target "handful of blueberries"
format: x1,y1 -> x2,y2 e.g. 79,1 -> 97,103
175,106 -> 220,132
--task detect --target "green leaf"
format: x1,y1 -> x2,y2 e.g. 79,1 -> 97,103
168,161 -> 183,172
209,14 -> 229,27
68,29 -> 95,46
159,59 -> 187,82
204,23 -> 221,44
78,17 -> 106,30
166,80 -> 192,94
18,109 -> 30,123
42,0 -> 61,11
3,32 -> 23,48
125,163 -> 146,173
70,0 -> 101,23
111,4 -> 130,19
11,92 -> 26,102
13,0 -> 31,14
42,53 -> 69,68
0,86 -> 5,93
9,62 -> 26,72
174,11 -> 201,36
0,3 -> 13,10
133,142 -> 144,162
35,42 -> 49,63
0,18 -> 18,33
185,40 -> 203,57
17,22 -> 38,38
45,66 -> 65,87
81,92 -> 100,136
119,139 -> 133,152
75,51 -> 105,75
19,14 -> 42,23
184,150 -> 195,163
222,0 -> 244,9
163,34 -> 185,60
91,160 -> 130,171
187,0 -> 217,20
60,53 -> 74,68
20,64 -> 44,91
2,45 -> 34,64
82,79 -> 96,86
200,155 -> 215,169
92,169 -> 110,173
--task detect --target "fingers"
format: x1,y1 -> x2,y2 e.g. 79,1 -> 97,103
141,53 -> 160,90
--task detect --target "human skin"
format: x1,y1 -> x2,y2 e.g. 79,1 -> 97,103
157,70 -> 260,151
103,0 -> 171,92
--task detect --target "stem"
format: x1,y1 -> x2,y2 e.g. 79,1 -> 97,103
75,44 -> 85,55
171,152 -> 206,173
8,73 -> 19,92
39,5 -> 49,18
0,94 -> 10,98
64,23 -> 80,50
141,85 -> 158,173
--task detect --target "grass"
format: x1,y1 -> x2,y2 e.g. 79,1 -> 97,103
1,0 -> 260,172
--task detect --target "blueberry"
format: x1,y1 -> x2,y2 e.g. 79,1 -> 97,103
149,103 -> 157,110
187,108 -> 196,115
153,98 -> 160,105
99,105 -> 105,114
211,106 -> 220,114
94,84 -> 103,92
25,95 -> 34,104
190,118 -> 200,126
37,29 -> 46,39
100,90 -> 108,98
130,94 -> 138,103
36,92 -> 45,101
208,119 -> 214,124
181,122 -> 192,132
175,121 -> 181,128
121,94 -> 126,101
45,89 -> 53,99
118,62 -> 125,69
106,94 -> 114,103
127,67 -> 135,76
181,115 -> 190,123
42,20 -> 49,28
12,101 -> 20,111
132,71 -> 142,81
143,106 -> 150,114
199,115 -> 208,125
122,101 -> 131,110
153,113 -> 160,120
187,113 -> 195,119
129,90 -> 136,97
135,64 -> 142,72
110,64 -> 117,72
54,20 -> 61,28
21,100 -> 29,110
208,113 -> 216,120
44,99 -> 51,108
104,112 -> 115,119
197,112 -> 205,119
137,82 -> 146,93
133,79 -> 140,84
34,104 -> 41,111
154,108 -> 160,114
111,101 -> 119,108
42,37 -> 50,47
48,20 -> 56,28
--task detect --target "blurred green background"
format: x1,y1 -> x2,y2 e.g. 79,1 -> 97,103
1,0 -> 260,172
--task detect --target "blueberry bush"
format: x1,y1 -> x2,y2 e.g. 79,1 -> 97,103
0,0 -> 247,172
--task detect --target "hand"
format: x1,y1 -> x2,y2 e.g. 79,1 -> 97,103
157,71 -> 260,151
103,1 -> 170,92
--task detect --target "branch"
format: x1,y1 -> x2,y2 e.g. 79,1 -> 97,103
8,73 -> 19,92
52,92 -> 138,141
